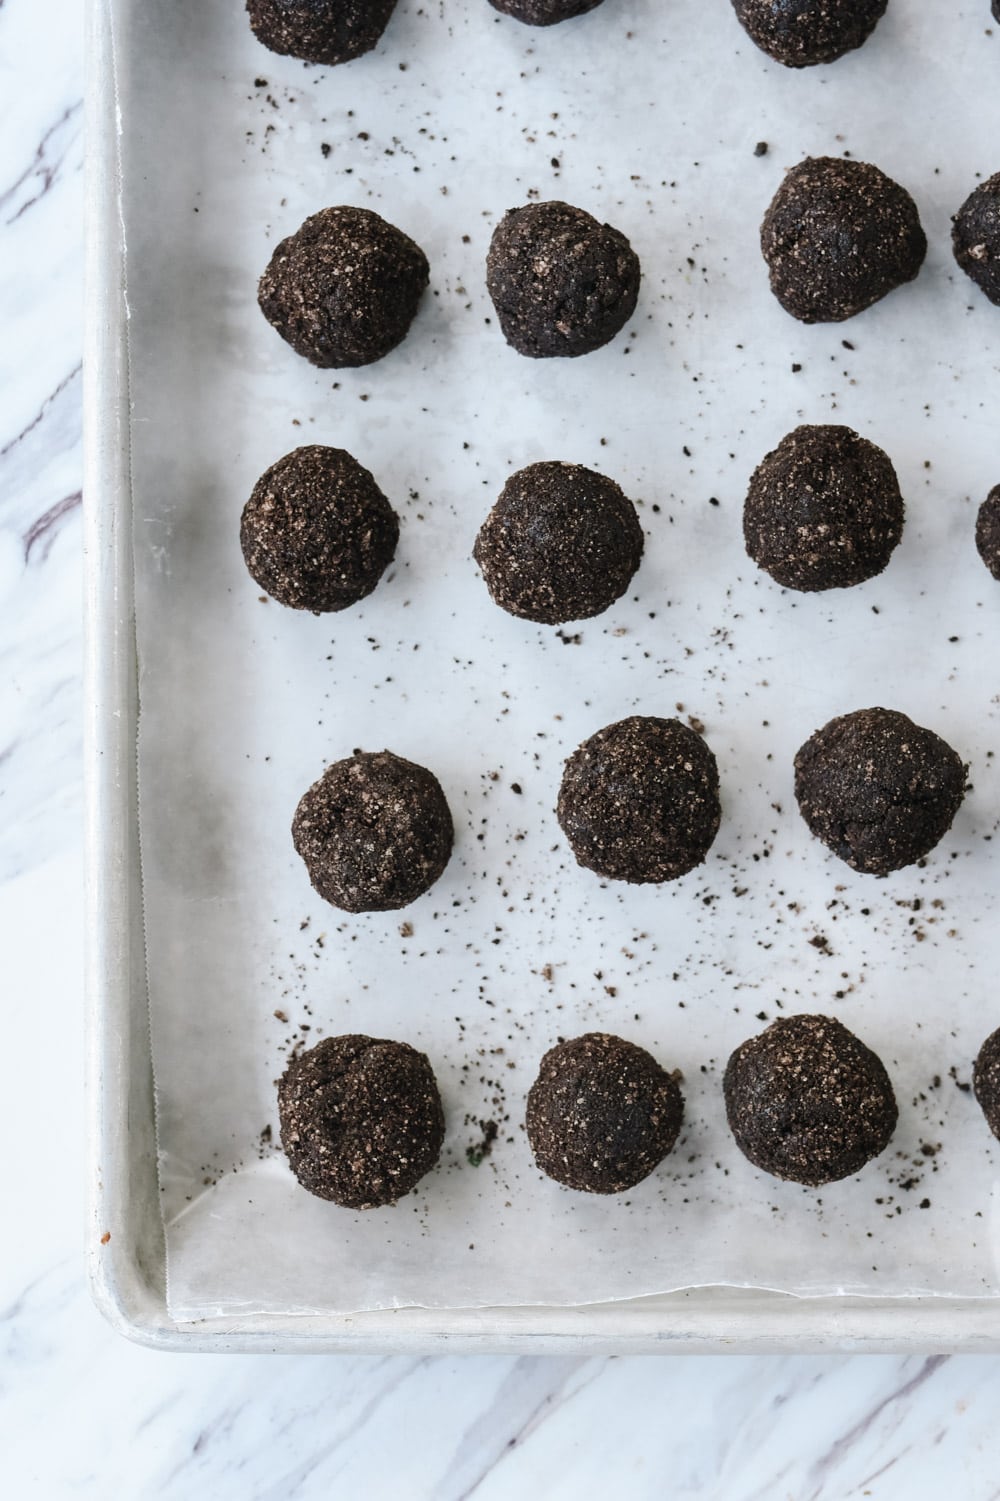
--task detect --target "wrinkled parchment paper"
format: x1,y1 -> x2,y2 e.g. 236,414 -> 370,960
117,0 -> 1000,1315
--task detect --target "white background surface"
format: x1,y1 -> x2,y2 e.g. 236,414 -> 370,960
8,0 -> 1000,1495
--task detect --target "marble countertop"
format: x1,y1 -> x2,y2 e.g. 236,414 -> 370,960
6,0 -> 1000,1494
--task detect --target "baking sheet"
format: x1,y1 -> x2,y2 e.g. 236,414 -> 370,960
115,0 -> 1000,1317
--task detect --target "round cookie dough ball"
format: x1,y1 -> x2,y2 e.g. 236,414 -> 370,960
258,205 -> 429,368
760,157 -> 926,323
730,0 -> 887,68
973,1026 -> 1000,1141
240,446 -> 399,613
489,0 -> 606,23
526,1033 -> 684,1193
293,750 -> 453,912
724,1014 -> 897,1186
278,1035 -> 445,1208
246,0 -> 399,65
952,170 -> 1000,308
473,461 -> 644,625
486,200 -> 640,358
975,485 -> 1000,580
743,424 -> 904,592
794,707 -> 967,876
557,716 -> 721,884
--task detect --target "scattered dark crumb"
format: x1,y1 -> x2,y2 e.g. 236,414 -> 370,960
466,1119 -> 499,1167
754,141 -> 768,157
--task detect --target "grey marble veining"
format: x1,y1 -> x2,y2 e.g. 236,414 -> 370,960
5,0 -> 1000,1495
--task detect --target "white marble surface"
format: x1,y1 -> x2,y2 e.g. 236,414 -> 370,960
7,0 -> 1000,1494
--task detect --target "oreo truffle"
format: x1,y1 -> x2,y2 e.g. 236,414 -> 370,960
730,0 -> 887,68
258,205 -> 429,368
743,424 -> 904,592
278,1035 -> 445,1208
293,750 -> 453,912
557,716 -> 721,884
240,446 -> 398,613
246,0 -> 398,65
975,485 -> 1000,580
526,1033 -> 684,1193
474,461 -> 644,625
724,1014 -> 897,1186
486,201 -> 640,358
761,157 -> 926,323
973,1026 -> 1000,1141
952,170 -> 1000,308
489,0 -> 606,23
794,707 -> 967,876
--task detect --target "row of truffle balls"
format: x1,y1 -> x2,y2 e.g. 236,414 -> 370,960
256,163 -> 1000,375
241,438 -> 1000,625
247,0 -> 998,71
290,708 -> 968,919
277,1014 -> 1000,1211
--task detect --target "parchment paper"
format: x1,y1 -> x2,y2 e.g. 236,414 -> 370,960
116,0 -> 1000,1316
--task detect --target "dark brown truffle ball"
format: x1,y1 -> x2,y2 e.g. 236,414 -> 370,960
473,461 -> 644,625
760,157 -> 926,323
730,0 -> 887,67
794,708 -> 967,876
278,1035 -> 445,1208
526,1033 -> 684,1193
240,446 -> 399,613
258,206 -> 429,369
975,485 -> 1000,580
952,170 -> 1000,308
724,1014 -> 897,1186
489,0 -> 606,23
973,1026 -> 1000,1141
292,750 -> 453,912
486,201 -> 640,358
743,424 -> 904,592
246,0 -> 399,65
557,716 -> 721,884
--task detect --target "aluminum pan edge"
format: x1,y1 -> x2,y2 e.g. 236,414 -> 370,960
82,0 -> 1000,1353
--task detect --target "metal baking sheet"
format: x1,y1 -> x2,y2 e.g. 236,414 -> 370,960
86,0 -> 1000,1348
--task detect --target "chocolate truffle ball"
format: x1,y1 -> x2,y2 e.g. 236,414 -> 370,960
246,0 -> 399,65
293,750 -> 453,912
526,1033 -> 684,1193
743,424 -> 904,592
489,0 -> 606,23
761,157 -> 926,323
278,1035 -> 445,1208
975,485 -> 1000,580
995,1 -> 1000,21
794,707 -> 967,876
730,0 -> 887,68
486,201 -> 640,358
724,1014 -> 897,1186
973,1026 -> 1000,1141
240,446 -> 399,613
952,170 -> 1000,308
473,461 -> 644,625
557,716 -> 721,884
258,206 -> 429,368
